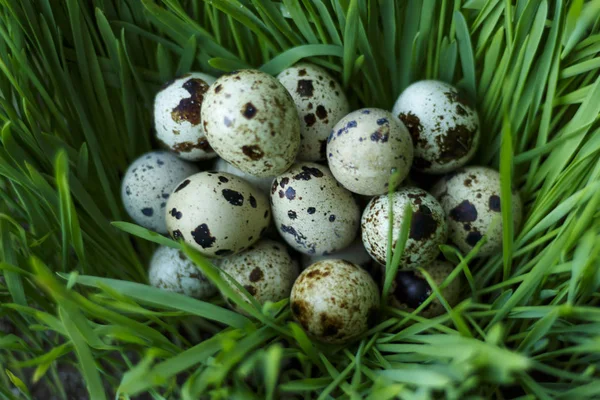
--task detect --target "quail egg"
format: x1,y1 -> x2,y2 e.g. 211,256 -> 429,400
277,63 -> 350,161
271,162 -> 360,255
121,151 -> 199,234
327,108 -> 414,196
202,69 -> 301,177
430,166 -> 522,257
290,259 -> 380,344
165,171 -> 271,257
392,80 -> 480,173
361,187 -> 447,268
154,73 -> 217,161
213,157 -> 273,196
220,239 -> 299,313
389,260 -> 460,317
148,246 -> 217,299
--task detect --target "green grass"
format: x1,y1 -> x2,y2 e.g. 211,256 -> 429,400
0,0 -> 599,399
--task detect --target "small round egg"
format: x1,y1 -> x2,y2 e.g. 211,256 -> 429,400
220,239 -> 299,313
290,259 -> 380,344
148,246 -> 217,299
327,108 -> 414,196
392,80 -> 480,173
121,151 -> 199,234
271,162 -> 360,255
154,73 -> 217,161
277,63 -> 350,161
389,260 -> 460,317
202,69 -> 301,177
213,157 -> 273,196
361,187 -> 447,268
165,171 -> 271,257
430,166 -> 523,257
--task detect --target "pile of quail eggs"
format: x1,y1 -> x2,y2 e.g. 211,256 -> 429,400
121,64 -> 522,345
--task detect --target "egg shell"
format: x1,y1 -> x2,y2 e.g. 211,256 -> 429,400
154,73 -> 217,161
290,259 -> 380,344
213,157 -> 273,196
165,171 -> 271,258
430,166 -> 522,257
361,187 -> 447,268
327,108 -> 414,196
277,63 -> 350,161
271,162 -> 360,255
148,246 -> 217,299
220,239 -> 299,313
202,69 -> 301,177
389,260 -> 460,317
121,151 -> 199,234
392,80 -> 480,173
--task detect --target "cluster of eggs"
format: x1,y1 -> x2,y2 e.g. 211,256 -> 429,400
121,64 -> 523,344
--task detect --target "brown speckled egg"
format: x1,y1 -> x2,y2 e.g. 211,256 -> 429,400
290,259 -> 379,344
220,239 -> 298,313
389,260 -> 460,317
202,69 -> 301,177
430,166 -> 522,257
277,63 -> 350,161
361,187 -> 447,268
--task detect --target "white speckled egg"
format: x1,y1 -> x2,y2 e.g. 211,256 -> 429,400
220,239 -> 299,313
361,187 -> 447,268
165,171 -> 271,257
148,246 -> 217,299
270,163 -> 360,255
389,260 -> 460,317
327,108 -> 414,196
430,166 -> 522,257
121,151 -> 199,234
202,69 -> 301,177
154,73 -> 217,161
392,80 -> 480,173
277,63 -> 350,161
213,157 -> 273,196
290,259 -> 379,344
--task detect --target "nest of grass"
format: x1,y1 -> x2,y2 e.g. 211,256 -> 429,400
1,1 -> 600,399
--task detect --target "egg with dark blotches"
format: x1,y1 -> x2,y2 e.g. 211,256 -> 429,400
271,162 -> 360,256
121,151 -> 199,234
148,246 -> 217,299
277,63 -> 350,161
389,260 -> 461,317
165,171 -> 271,258
154,73 -> 217,161
392,80 -> 480,173
202,69 -> 301,177
220,239 -> 299,314
327,108 -> 414,196
430,166 -> 522,257
213,157 -> 273,196
361,187 -> 447,268
290,259 -> 380,344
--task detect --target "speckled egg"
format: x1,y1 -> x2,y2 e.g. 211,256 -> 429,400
148,246 -> 217,299
121,151 -> 199,234
220,239 -> 299,313
277,63 -> 350,161
361,187 -> 447,268
165,171 -> 271,257
430,166 -> 522,257
389,260 -> 460,317
327,108 -> 414,196
213,157 -> 273,196
271,163 -> 360,255
154,73 -> 217,161
290,259 -> 380,344
202,69 -> 301,177
392,80 -> 480,173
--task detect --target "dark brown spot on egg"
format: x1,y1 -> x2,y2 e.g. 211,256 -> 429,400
218,176 -> 229,183
409,205 -> 438,241
170,78 -> 210,125
399,112 -> 426,146
242,145 -> 264,160
320,313 -> 342,337
215,84 -> 222,93
249,267 -> 264,282
316,105 -> 328,120
435,124 -> 474,163
191,224 -> 216,248
489,195 -> 501,212
242,102 -> 257,119
222,189 -> 244,206
249,195 -> 257,208
172,137 -> 213,154
449,200 -> 478,222
293,165 -> 324,181
171,230 -> 184,240
465,230 -> 483,247
175,179 -> 191,192
304,113 -> 316,127
244,285 -> 257,296
298,69 -> 307,76
296,79 -> 314,97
